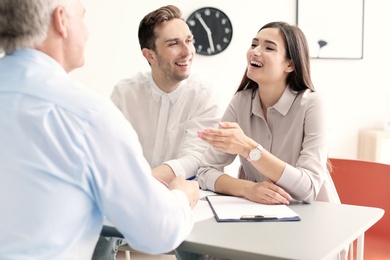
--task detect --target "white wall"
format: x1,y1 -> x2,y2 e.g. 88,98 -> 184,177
71,0 -> 390,160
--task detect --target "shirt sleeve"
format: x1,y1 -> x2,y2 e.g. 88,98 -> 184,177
164,86 -> 220,179
84,101 -> 194,254
276,92 -> 330,203
197,96 -> 238,190
110,84 -> 121,108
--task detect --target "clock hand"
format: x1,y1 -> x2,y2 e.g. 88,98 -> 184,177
195,13 -> 215,53
207,33 -> 215,53
207,32 -> 215,53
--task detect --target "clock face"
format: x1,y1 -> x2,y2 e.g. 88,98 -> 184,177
186,7 -> 233,56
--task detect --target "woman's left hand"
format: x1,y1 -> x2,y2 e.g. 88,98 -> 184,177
244,180 -> 292,205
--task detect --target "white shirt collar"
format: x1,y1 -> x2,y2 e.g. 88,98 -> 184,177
149,74 -> 187,104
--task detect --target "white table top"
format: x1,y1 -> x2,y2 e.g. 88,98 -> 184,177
103,190 -> 384,260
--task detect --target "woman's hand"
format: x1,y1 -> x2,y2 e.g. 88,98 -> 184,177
197,122 -> 256,157
244,180 -> 292,205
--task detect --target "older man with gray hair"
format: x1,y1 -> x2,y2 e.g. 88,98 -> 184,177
0,0 -> 199,259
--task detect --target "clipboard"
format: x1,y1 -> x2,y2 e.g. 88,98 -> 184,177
206,195 -> 301,222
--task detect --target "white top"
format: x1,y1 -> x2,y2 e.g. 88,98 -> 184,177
0,49 -> 194,259
111,71 -> 220,178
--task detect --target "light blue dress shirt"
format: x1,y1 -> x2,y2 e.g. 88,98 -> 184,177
0,49 -> 193,259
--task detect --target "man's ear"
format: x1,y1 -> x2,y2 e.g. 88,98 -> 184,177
142,48 -> 155,65
52,7 -> 67,37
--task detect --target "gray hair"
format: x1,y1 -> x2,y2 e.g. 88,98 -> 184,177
0,0 -> 76,54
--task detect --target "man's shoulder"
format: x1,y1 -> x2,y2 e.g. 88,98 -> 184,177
186,74 -> 214,93
1,49 -> 115,122
51,78 -> 112,121
114,71 -> 150,91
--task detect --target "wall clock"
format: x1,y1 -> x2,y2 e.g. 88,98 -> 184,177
186,7 -> 233,56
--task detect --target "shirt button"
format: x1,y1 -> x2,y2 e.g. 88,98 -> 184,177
268,134 -> 271,140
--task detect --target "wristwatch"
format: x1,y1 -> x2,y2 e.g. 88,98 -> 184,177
246,144 -> 263,162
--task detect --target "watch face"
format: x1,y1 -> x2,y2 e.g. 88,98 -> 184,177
186,7 -> 233,56
249,148 -> 262,161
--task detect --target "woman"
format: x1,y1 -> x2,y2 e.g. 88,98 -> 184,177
197,21 -> 346,260
197,21 -> 340,206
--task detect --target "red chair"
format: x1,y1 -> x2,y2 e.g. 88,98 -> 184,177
329,158 -> 390,260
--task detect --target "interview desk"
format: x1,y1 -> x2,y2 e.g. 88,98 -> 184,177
102,192 -> 384,260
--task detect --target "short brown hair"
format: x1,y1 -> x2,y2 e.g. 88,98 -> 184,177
138,5 -> 182,50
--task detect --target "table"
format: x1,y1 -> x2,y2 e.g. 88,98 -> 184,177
102,192 -> 384,260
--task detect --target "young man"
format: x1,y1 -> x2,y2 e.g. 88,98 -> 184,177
93,5 -> 221,260
111,5 -> 220,184
0,1 -> 199,259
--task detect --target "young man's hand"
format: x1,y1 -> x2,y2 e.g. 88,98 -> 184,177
170,176 -> 200,208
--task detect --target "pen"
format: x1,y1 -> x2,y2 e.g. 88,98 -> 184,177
240,215 -> 278,220
186,175 -> 197,181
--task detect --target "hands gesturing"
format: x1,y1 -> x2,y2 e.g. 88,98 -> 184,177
197,122 -> 254,157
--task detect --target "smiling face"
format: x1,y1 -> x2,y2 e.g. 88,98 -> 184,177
246,27 -> 293,89
144,18 -> 195,91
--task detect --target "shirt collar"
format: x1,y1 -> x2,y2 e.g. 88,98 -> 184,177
150,74 -> 187,104
9,48 -> 66,76
273,86 -> 298,116
252,86 -> 298,117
